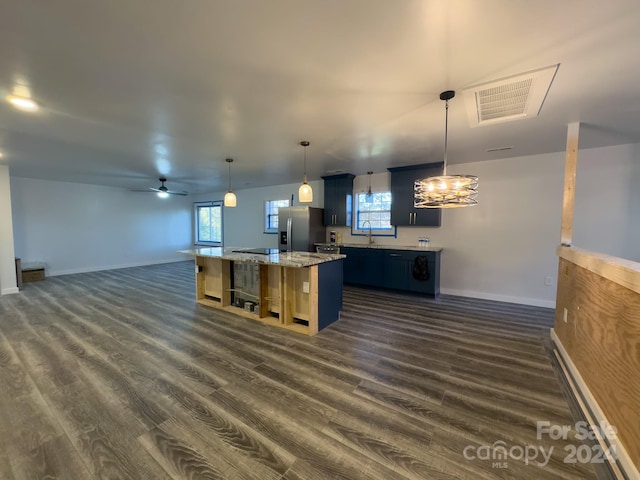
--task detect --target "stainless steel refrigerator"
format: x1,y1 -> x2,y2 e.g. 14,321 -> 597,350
278,206 -> 325,252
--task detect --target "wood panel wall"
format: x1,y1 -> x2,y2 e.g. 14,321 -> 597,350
554,257 -> 640,471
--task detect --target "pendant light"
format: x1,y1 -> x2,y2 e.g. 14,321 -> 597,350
224,158 -> 237,207
414,90 -> 478,208
366,171 -> 373,200
298,140 -> 313,203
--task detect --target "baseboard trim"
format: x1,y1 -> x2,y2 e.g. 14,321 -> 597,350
1,286 -> 20,295
440,288 -> 555,308
551,328 -> 640,480
47,258 -> 189,277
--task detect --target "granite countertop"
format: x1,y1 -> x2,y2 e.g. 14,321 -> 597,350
316,243 -> 443,252
179,247 -> 345,268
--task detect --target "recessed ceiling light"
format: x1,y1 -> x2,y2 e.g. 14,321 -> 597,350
0,151 -> 4,158
7,95 -> 39,112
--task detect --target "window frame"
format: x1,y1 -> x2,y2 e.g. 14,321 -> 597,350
264,199 -> 290,234
351,191 -> 397,238
194,200 -> 224,246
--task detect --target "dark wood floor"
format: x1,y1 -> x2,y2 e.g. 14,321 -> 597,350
0,261 -> 600,479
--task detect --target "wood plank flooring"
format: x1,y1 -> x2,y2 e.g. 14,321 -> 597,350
0,260 -> 604,479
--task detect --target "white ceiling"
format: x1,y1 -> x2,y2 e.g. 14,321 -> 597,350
1,0 -> 640,195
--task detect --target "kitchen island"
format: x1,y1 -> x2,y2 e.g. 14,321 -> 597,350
179,247 -> 345,335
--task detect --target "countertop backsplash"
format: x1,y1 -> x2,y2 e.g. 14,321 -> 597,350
326,226 -> 443,250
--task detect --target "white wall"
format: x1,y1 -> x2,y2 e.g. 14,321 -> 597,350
10,177 -> 193,276
193,180 -> 324,248
0,165 -> 18,295
573,143 -> 640,261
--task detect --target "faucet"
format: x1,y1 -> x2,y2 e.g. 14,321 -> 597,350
362,220 -> 374,245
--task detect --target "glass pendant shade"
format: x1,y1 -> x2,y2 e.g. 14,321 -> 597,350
299,180 -> 313,203
414,90 -> 478,208
224,190 -> 237,207
366,171 -> 373,200
157,191 -> 169,199
299,140 -> 313,203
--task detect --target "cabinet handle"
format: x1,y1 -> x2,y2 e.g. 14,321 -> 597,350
409,213 -> 412,224
389,253 -> 402,257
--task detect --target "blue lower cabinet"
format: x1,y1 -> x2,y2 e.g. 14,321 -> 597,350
408,257 -> 437,295
383,252 -> 409,290
342,247 -> 384,286
344,247 -> 440,296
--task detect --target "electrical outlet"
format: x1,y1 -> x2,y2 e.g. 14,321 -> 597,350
545,276 -> 553,286
563,308 -> 568,323
303,281 -> 310,293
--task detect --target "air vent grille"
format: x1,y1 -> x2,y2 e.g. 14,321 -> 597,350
463,64 -> 558,127
477,79 -> 532,120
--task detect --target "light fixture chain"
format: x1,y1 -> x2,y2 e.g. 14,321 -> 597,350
444,99 -> 449,176
303,144 -> 307,180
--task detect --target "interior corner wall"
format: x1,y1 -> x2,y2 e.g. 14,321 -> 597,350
572,142 -> 640,262
0,165 -> 18,295
10,177 -> 193,276
193,180 -> 324,248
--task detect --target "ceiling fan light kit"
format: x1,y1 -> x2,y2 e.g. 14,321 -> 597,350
224,158 -> 237,207
298,141 -> 313,203
6,94 -> 39,112
414,90 -> 479,209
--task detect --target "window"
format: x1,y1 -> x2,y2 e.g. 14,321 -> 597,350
194,201 -> 223,245
355,191 -> 393,232
264,199 -> 290,233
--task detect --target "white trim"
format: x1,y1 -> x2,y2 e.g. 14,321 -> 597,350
551,329 -> 640,480
46,258 -> 189,277
440,287 -> 555,308
1,286 -> 20,295
264,198 -> 290,233
193,200 -> 224,246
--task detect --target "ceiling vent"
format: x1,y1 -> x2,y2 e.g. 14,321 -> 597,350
463,64 -> 558,127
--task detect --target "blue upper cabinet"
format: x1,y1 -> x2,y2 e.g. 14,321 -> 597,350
388,162 -> 443,227
322,173 -> 354,227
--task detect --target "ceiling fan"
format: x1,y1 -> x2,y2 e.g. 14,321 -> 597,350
133,177 -> 188,197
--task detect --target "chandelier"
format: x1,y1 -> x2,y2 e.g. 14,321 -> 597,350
414,90 -> 478,208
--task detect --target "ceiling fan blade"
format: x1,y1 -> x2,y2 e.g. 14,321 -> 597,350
131,179 -> 188,196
